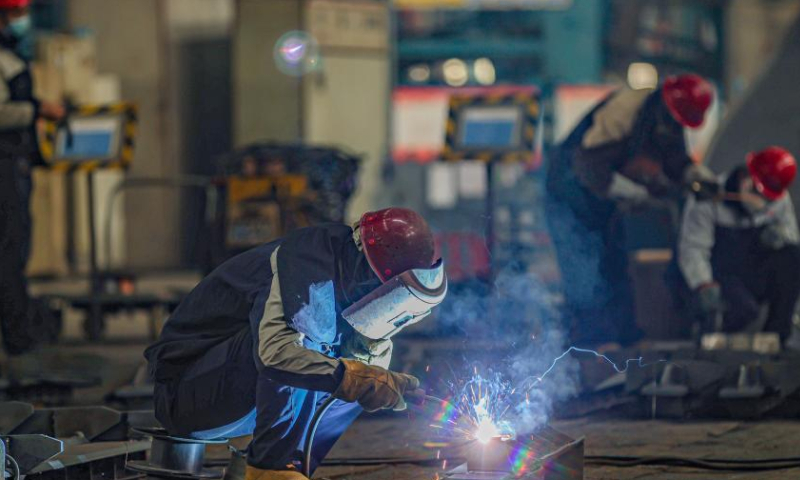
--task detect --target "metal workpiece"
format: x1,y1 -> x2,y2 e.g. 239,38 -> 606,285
719,364 -> 767,399
1,434 -> 63,474
126,428 -> 227,480
447,426 -> 584,480
26,440 -> 149,480
0,402 -> 159,441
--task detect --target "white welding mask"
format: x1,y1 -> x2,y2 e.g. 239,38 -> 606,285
342,259 -> 447,340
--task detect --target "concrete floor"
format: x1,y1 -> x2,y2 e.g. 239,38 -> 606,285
319,415 -> 800,479
4,285 -> 800,480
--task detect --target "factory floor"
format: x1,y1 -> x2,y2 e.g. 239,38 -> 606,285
4,337 -> 800,480
320,415 -> 800,479
4,277 -> 800,479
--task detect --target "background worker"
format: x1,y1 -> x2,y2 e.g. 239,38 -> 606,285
0,0 -> 65,354
145,208 -> 447,480
545,74 -> 715,347
677,147 -> 800,342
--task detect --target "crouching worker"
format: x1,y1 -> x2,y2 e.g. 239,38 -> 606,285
677,147 -> 800,341
144,208 -> 447,479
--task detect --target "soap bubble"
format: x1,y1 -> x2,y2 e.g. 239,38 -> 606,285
274,30 -> 321,76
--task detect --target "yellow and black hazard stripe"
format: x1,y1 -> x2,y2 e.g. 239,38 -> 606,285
40,102 -> 138,173
442,92 -> 539,163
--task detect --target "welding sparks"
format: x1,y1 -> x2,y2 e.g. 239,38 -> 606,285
427,346 -> 664,449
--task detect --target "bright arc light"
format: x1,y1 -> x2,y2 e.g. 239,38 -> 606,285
475,418 -> 500,444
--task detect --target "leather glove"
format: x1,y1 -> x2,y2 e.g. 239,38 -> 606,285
697,283 -> 723,315
333,358 -> 419,412
245,465 -> 306,480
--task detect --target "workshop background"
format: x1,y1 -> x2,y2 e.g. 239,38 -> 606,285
4,1 -> 800,479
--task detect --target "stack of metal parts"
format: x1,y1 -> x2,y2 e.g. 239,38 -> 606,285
0,374 -> 99,406
445,426 -> 584,480
217,142 -> 361,224
575,346 -> 800,420
0,402 -> 157,480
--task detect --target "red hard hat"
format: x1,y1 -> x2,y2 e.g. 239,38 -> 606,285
747,147 -> 797,200
359,207 -> 436,282
0,0 -> 29,9
661,74 -> 714,129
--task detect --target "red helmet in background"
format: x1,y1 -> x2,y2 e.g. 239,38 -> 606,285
0,0 -> 29,9
661,74 -> 714,129
747,147 -> 797,200
359,207 -> 436,282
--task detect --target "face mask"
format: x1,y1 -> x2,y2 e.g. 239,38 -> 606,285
5,15 -> 31,40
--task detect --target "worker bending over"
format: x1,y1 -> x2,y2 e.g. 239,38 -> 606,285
678,147 -> 800,341
145,208 -> 447,479
545,74 -> 715,346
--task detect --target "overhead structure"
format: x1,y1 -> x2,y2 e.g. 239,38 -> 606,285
705,15 -> 800,209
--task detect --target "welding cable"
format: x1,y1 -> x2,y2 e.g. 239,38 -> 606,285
303,396 -> 337,478
5,453 -> 20,480
585,455 -> 800,471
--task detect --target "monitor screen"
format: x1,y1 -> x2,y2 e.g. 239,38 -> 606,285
458,105 -> 523,149
55,116 -> 122,161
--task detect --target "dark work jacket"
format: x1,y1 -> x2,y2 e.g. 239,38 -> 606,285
144,224 -> 380,386
546,88 -> 691,231
0,34 -> 40,162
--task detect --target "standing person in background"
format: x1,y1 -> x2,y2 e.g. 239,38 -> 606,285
0,0 -> 65,354
677,147 -> 800,343
545,74 -> 715,347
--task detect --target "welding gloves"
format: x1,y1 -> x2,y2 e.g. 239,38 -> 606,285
333,358 -> 419,412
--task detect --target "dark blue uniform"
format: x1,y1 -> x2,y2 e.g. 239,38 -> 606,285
145,224 -> 381,472
0,31 -> 42,355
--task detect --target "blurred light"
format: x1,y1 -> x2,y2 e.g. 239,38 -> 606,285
474,57 -> 496,85
274,31 -> 321,77
408,64 -> 431,83
443,58 -> 468,87
627,62 -> 658,90
475,418 -> 499,444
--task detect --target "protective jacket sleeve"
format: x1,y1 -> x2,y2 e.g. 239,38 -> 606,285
0,50 -> 35,130
256,247 -> 341,392
771,194 -> 800,245
678,196 -> 716,289
572,88 -> 652,197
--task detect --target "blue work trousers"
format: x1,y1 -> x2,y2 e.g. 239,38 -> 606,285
153,327 -> 361,472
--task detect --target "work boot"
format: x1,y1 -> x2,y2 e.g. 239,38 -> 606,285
244,465 -> 306,480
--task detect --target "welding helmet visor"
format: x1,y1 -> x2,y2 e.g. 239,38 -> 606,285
342,259 -> 447,340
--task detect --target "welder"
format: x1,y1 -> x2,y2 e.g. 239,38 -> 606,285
0,0 -> 65,354
144,208 -> 447,480
677,147 -> 800,342
545,74 -> 715,347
